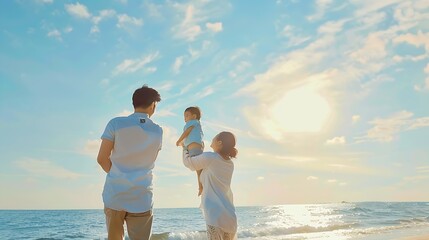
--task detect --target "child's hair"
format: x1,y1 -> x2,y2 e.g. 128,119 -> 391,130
185,106 -> 201,120
216,131 -> 238,160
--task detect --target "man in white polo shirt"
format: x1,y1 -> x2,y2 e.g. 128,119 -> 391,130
97,85 -> 162,240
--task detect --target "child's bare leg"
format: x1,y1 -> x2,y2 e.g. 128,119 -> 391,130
197,169 -> 203,196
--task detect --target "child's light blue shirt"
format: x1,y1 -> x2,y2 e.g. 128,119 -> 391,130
184,119 -> 203,147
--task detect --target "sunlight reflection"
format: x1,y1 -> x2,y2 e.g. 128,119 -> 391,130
257,204 -> 354,239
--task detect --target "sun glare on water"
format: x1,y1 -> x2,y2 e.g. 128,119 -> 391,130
268,85 -> 331,134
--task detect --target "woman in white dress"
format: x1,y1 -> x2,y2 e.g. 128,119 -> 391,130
182,131 -> 238,240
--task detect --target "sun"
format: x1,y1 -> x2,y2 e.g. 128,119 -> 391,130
268,85 -> 331,134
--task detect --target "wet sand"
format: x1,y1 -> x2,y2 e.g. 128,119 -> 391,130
398,234 -> 429,240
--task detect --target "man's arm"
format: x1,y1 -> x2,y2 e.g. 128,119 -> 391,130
176,126 -> 194,146
97,139 -> 114,173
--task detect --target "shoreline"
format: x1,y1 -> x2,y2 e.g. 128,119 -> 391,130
399,234 -> 429,240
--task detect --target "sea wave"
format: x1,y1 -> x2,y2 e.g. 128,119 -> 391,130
151,223 -> 356,240
349,206 -> 373,213
238,223 -> 356,238
351,221 -> 429,236
151,220 -> 429,240
397,217 -> 429,224
151,231 -> 207,240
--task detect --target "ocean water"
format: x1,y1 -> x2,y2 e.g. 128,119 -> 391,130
0,202 -> 428,240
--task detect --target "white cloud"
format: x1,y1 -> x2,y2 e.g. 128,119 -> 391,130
145,2 -> 163,18
350,32 -> 387,65
392,30 -> 429,91
415,0 -> 429,9
16,158 -> 81,179
92,9 -> 116,25
100,78 -> 110,86
307,176 -> 318,181
402,175 -> 429,183
359,11 -> 386,26
281,25 -> 311,47
174,5 -> 202,41
361,111 -> 412,142
82,139 -> 101,157
116,14 -> 143,30
156,109 -> 176,117
206,22 -> 223,33
414,77 -> 429,92
63,26 -> 73,33
415,62 -> 429,91
230,47 -> 252,61
356,111 -> 429,142
171,1 -> 229,41
416,166 -> 429,173
145,67 -> 157,73
307,0 -> 334,21
408,116 -> 429,129
47,29 -> 62,41
173,56 -> 185,73
229,61 -> 251,78
90,25 -> 100,34
117,109 -> 133,117
393,31 -> 429,52
154,82 -> 173,91
327,179 -> 337,183
326,136 -> 346,145
241,149 -> 375,175
275,155 -> 318,162
170,41 -> 212,72
352,115 -> 361,123
360,74 -> 394,92
318,19 -> 348,34
36,0 -> 53,4
187,40 -> 211,62
351,0 -> 403,17
179,84 -> 193,95
65,2 -> 91,19
196,87 -> 214,98
113,52 -> 159,75
417,166 -> 429,173
393,1 -> 429,26
257,176 -> 265,180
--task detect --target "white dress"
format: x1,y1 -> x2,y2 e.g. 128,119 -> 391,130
182,150 -> 237,239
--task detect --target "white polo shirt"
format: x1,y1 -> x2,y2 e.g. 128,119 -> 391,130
182,151 -> 237,234
101,112 -> 162,213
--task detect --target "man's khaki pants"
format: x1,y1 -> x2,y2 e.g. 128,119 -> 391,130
104,208 -> 153,240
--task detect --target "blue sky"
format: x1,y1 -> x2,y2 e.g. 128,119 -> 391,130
1,0 -> 428,209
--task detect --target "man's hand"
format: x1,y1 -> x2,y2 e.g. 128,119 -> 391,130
97,139 -> 113,173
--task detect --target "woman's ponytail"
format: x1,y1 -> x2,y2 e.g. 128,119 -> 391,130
217,132 -> 238,160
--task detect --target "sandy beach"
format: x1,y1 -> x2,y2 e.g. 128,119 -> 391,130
399,234 -> 429,240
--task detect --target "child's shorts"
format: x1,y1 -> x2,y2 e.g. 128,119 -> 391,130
188,147 -> 203,157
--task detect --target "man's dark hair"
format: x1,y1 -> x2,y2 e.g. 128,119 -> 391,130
185,106 -> 201,120
132,85 -> 161,108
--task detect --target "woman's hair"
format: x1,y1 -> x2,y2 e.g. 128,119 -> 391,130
216,131 -> 238,160
132,85 -> 161,108
185,106 -> 201,120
